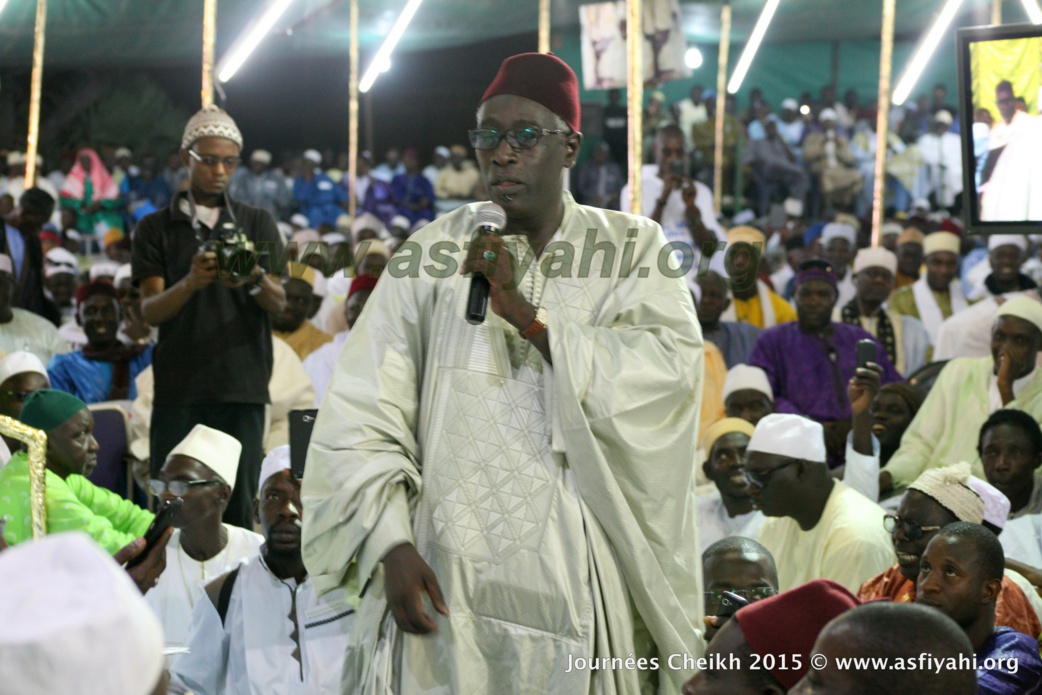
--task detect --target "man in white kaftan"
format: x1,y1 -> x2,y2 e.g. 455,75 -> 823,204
301,53 -> 704,695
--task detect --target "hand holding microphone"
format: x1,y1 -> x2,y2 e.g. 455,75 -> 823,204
461,202 -> 509,325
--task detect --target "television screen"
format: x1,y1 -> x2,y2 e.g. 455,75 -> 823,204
957,23 -> 1042,233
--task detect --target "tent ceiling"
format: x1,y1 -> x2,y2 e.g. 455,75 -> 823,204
0,0 -> 1011,68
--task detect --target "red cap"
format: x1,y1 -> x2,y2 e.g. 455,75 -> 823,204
348,273 -> 379,299
939,218 -> 964,236
480,53 -> 581,133
75,279 -> 120,310
734,579 -> 860,689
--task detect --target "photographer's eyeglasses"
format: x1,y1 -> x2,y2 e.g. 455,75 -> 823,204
882,514 -> 942,540
704,587 -> 777,610
468,127 -> 569,151
148,479 -> 222,497
188,149 -> 240,170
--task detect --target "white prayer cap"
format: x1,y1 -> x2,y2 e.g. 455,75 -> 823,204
881,222 -> 903,238
853,247 -> 897,276
352,212 -> 386,237
5,151 -> 25,166
819,108 -> 838,123
292,229 -> 322,246
167,424 -> 243,489
723,364 -> 774,402
908,462 -> 983,523
114,147 -> 132,159
922,231 -> 960,257
0,532 -> 164,695
0,351 -> 47,386
911,198 -> 931,212
783,197 -> 804,218
182,105 -> 243,150
968,476 -> 1011,529
290,213 -> 309,228
0,254 -> 12,275
996,295 -> 1042,336
113,263 -> 132,286
88,261 -> 121,281
435,146 -> 450,158
323,232 -> 348,245
335,213 -> 353,230
45,247 -> 78,270
821,222 -> 857,247
259,444 -> 291,493
747,413 -> 826,463
45,265 -> 77,278
303,149 -> 322,164
250,149 -> 272,164
987,234 -> 1028,252
781,98 -> 799,111
390,214 -> 411,230
934,110 -> 954,126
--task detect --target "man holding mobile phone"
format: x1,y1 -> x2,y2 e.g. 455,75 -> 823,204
621,123 -> 726,279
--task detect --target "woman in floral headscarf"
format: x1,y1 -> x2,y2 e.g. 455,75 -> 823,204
59,148 -> 123,239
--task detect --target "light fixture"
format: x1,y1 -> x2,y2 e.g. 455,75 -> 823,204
685,47 -> 704,70
800,104 -> 810,115
893,0 -> 964,105
360,0 -> 425,93
728,0 -> 782,94
217,0 -> 296,83
1021,0 -> 1042,24
0,1 -> 8,18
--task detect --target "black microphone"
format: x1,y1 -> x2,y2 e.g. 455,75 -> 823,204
466,202 -> 507,325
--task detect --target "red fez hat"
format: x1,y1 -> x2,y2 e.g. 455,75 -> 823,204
75,279 -> 120,310
939,218 -> 964,236
480,53 -> 581,133
348,273 -> 379,299
734,579 -> 860,689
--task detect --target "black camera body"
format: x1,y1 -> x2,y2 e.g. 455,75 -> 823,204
201,228 -> 258,281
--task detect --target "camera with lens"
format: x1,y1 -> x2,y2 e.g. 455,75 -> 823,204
201,228 -> 258,281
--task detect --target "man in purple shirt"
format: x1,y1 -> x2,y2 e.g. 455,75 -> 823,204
749,259 -> 900,466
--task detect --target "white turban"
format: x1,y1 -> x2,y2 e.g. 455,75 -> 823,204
182,105 -> 243,150
167,424 -> 243,489
987,234 -> 1028,252
0,533 -> 164,695
821,222 -> 857,247
0,351 -> 48,386
747,413 -> 826,463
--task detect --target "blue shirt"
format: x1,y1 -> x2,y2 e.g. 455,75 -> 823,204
47,346 -> 154,404
293,172 -> 347,228
976,626 -> 1042,694
4,224 -> 25,279
390,173 -> 436,224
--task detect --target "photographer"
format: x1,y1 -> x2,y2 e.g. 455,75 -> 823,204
132,105 -> 286,529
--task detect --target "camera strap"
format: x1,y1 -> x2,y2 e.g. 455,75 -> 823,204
186,189 -> 240,246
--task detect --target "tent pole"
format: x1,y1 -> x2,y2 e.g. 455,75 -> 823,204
25,0 -> 47,189
539,0 -> 551,53
348,0 -> 359,218
714,1 -> 731,213
871,0 -> 896,248
202,0 -> 217,107
627,0 -> 643,215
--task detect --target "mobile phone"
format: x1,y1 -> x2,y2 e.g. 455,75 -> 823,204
856,339 -> 877,370
126,497 -> 182,568
289,409 -> 318,480
669,158 -> 687,178
715,590 -> 750,618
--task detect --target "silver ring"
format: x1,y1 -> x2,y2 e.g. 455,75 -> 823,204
483,250 -> 497,262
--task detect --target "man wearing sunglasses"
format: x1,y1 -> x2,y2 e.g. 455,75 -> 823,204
144,423 -> 262,657
133,105 -> 286,529
305,53 -> 704,693
748,413 -> 894,593
858,461 -> 1042,638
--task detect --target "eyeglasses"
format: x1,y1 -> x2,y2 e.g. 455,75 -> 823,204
704,587 -> 778,610
468,127 -> 569,151
148,479 -> 222,496
882,514 -> 942,540
187,149 -> 240,170
744,458 -> 798,488
2,390 -> 33,403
